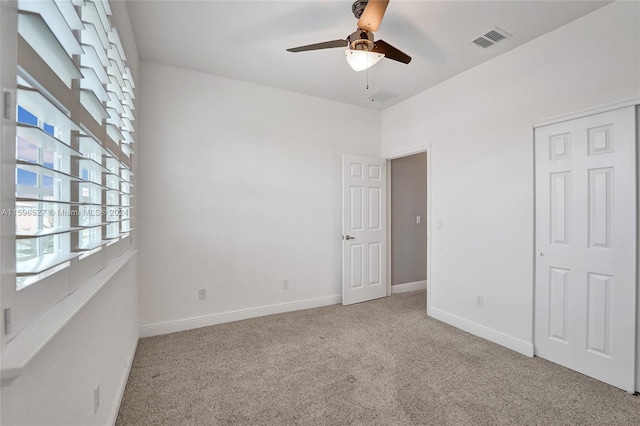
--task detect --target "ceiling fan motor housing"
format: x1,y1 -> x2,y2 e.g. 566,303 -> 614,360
348,29 -> 374,51
352,0 -> 369,19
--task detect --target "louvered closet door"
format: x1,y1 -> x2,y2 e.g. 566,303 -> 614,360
534,106 -> 636,392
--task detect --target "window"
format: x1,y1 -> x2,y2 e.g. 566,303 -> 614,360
5,0 -> 135,304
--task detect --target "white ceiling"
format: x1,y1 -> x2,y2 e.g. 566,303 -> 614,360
126,0 -> 610,110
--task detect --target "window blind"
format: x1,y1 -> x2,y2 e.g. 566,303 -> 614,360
14,0 -> 135,290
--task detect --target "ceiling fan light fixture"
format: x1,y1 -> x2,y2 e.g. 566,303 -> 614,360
345,49 -> 384,72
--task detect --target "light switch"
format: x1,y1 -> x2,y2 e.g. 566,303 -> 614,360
416,215 -> 421,224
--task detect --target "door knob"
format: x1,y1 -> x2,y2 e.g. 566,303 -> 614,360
540,252 -> 544,256
344,235 -> 355,240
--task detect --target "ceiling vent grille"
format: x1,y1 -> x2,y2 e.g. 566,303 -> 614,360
472,27 -> 511,49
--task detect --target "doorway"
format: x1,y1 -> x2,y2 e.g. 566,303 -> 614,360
389,152 -> 428,295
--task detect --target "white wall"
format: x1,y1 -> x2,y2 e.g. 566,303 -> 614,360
0,258 -> 139,426
382,1 -> 639,354
0,2 -> 140,424
137,61 -> 381,333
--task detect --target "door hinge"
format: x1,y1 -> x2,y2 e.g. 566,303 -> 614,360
4,308 -> 11,335
3,91 -> 12,120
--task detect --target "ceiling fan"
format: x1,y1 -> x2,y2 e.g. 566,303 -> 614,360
286,0 -> 411,71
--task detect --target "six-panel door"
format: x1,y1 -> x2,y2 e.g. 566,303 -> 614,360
534,107 -> 636,392
342,154 -> 387,305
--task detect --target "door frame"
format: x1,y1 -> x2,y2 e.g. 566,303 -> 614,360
532,96 -> 640,392
384,145 -> 432,313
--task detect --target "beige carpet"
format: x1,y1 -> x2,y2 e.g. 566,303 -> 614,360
117,291 -> 640,425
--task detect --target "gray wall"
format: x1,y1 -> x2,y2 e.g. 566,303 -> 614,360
391,153 -> 427,285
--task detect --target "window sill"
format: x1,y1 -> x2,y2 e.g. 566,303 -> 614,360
1,248 -> 137,387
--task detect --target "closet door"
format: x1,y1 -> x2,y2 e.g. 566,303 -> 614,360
534,106 -> 636,392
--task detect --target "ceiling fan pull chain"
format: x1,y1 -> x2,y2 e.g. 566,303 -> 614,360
366,61 -> 370,91
366,67 -> 375,102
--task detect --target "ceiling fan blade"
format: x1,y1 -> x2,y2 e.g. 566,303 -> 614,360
372,39 -> 411,64
286,39 -> 348,52
357,0 -> 389,32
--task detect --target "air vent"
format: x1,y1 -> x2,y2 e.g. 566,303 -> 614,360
472,27 -> 511,49
484,30 -> 506,43
472,37 -> 493,49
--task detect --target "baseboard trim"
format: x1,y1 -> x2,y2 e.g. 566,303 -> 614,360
429,307 -> 534,357
391,280 -> 427,294
109,334 -> 138,425
139,295 -> 342,338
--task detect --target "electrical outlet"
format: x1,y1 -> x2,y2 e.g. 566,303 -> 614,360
416,215 -> 421,224
476,296 -> 484,308
198,289 -> 206,300
93,384 -> 100,414
282,279 -> 289,290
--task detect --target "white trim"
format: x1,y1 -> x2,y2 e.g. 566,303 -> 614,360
139,294 -> 342,338
534,96 -> 640,128
109,334 -> 138,426
391,280 -> 427,294
636,105 -> 640,394
383,144 -> 432,314
426,145 -> 432,313
0,249 -> 138,385
386,159 -> 392,297
429,307 -> 534,357
384,146 -> 429,160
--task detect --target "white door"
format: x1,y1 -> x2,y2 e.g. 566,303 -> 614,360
342,154 -> 387,305
534,106 -> 636,392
